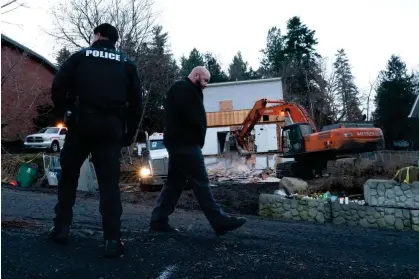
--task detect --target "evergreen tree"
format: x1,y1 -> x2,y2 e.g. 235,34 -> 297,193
137,25 -> 179,134
246,67 -> 263,80
228,51 -> 248,81
56,47 -> 71,66
259,27 -> 285,78
332,49 -> 362,121
179,48 -> 205,77
180,49 -> 228,83
204,52 -> 229,83
374,55 -> 417,148
260,16 -> 330,126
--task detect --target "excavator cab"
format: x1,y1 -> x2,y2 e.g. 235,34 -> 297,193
281,123 -> 314,157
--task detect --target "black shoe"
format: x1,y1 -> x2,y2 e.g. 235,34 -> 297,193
149,221 -> 179,233
48,226 -> 70,244
103,240 -> 124,258
214,217 -> 247,236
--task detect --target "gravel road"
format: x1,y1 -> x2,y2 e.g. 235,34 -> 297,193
2,187 -> 419,279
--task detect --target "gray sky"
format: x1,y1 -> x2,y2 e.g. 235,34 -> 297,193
2,0 -> 418,96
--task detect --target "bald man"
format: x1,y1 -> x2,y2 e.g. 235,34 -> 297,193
150,66 -> 247,236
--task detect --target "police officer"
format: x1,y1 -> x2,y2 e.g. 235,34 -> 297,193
48,23 -> 142,258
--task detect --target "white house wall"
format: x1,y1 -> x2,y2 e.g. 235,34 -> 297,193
203,78 -> 284,112
203,124 -> 279,156
254,124 -> 278,152
202,127 -> 231,156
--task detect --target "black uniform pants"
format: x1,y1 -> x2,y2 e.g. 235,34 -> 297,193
53,115 -> 123,240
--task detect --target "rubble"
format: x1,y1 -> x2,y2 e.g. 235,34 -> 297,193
207,158 -> 280,184
275,189 -> 366,205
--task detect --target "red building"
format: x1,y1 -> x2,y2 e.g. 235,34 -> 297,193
1,34 -> 58,142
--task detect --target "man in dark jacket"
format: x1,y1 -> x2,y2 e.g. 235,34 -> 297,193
49,23 -> 142,257
150,66 -> 246,235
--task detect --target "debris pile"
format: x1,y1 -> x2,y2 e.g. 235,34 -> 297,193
274,185 -> 366,205
207,159 -> 280,184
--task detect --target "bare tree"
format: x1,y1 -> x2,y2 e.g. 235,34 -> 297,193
1,0 -> 28,26
46,0 -> 157,57
1,49 -> 51,141
317,57 -> 345,122
365,76 -> 377,121
1,0 -> 26,14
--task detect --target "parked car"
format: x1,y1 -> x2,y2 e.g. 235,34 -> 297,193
23,126 -> 68,153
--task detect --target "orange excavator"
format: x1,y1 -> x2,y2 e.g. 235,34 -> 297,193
230,99 -> 385,179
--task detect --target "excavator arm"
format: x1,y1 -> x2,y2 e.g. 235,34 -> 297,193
232,98 -> 317,155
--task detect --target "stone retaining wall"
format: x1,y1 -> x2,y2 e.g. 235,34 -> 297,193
259,195 -> 331,223
331,202 -> 411,230
259,193 -> 419,232
364,179 -> 419,209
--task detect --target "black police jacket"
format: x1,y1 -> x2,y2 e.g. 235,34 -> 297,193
51,40 -> 142,140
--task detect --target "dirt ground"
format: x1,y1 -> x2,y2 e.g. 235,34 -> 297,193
121,182 -> 280,215
1,181 -> 280,216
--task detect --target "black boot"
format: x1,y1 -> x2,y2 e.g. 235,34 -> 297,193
150,221 -> 179,233
214,216 -> 247,236
103,240 -> 124,258
48,226 -> 70,244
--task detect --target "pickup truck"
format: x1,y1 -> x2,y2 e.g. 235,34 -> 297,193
23,125 -> 68,153
138,132 -> 168,187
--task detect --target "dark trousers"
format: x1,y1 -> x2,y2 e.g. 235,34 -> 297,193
151,145 -> 227,228
54,115 -> 123,240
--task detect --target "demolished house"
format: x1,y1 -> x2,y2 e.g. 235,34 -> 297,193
202,78 -> 286,156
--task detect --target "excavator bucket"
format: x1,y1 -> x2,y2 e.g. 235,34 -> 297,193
235,140 -> 251,157
226,135 -> 251,157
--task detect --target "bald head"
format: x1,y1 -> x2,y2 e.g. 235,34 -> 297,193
188,66 -> 211,89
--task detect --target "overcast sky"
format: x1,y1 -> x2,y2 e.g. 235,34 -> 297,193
2,0 -> 418,95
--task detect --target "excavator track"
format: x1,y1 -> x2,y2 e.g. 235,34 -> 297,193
276,161 -> 295,178
276,154 -> 366,179
275,160 -> 317,179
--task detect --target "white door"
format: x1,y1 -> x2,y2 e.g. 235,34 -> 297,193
254,124 -> 278,153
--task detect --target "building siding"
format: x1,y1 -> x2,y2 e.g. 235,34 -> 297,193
203,78 -> 283,113
206,110 -> 283,127
207,110 -> 250,127
1,43 -> 56,141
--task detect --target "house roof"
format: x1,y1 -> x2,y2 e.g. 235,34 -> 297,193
1,33 -> 58,73
207,77 -> 282,88
409,94 -> 419,118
